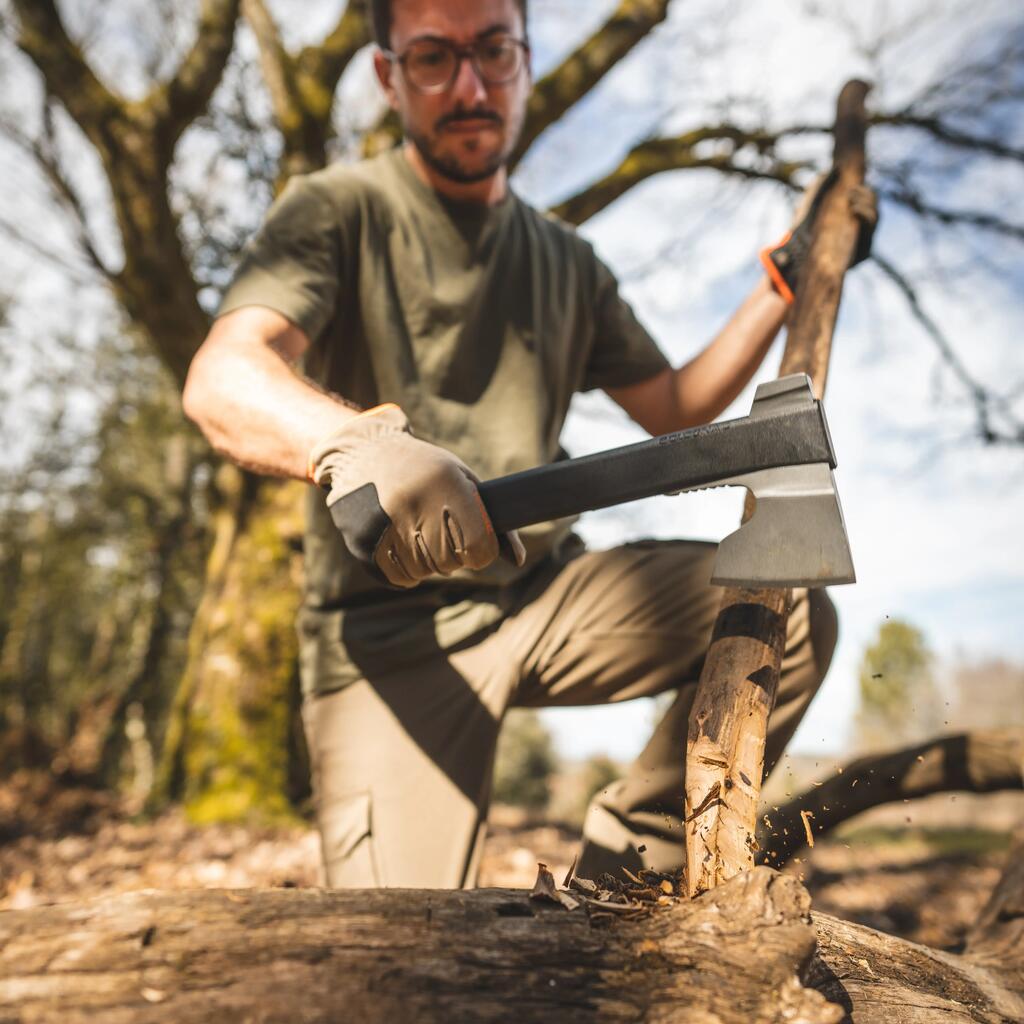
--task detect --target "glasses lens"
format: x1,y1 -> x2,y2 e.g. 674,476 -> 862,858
404,40 -> 456,90
474,36 -> 521,83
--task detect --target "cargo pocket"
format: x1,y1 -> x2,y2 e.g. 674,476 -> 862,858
319,791 -> 381,888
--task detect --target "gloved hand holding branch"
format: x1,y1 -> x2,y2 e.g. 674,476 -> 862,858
761,169 -> 878,304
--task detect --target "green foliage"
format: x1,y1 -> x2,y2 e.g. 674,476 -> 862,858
855,619 -> 944,752
0,328 -> 212,783
493,709 -> 559,812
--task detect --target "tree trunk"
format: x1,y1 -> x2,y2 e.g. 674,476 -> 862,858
151,473 -> 307,822
2,864 -> 1022,1024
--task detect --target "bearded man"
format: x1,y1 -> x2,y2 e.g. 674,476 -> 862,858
183,0 -> 874,888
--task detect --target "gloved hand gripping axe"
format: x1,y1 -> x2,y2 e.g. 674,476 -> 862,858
478,373 -> 854,588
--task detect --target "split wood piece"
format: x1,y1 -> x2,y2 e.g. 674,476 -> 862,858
684,79 -> 872,897
761,728 -> 1024,865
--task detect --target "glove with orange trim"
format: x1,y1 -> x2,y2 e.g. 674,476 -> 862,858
761,169 -> 878,304
309,405 -> 525,588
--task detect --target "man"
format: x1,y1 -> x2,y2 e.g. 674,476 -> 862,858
183,0 -> 874,888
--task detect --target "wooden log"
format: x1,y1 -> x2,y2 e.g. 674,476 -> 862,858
761,728 -> 1024,865
811,829 -> 1024,1022
2,865 -> 1021,1023
684,80 -> 872,897
0,868 -> 842,1024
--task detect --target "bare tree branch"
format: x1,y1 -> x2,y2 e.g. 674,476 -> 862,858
878,187 -> 1024,243
242,0 -> 371,178
12,0 -> 124,153
872,252 -> 1024,446
871,111 -> 1024,163
297,0 -> 371,102
146,0 -> 241,145
551,125 -> 811,225
511,0 -> 673,166
242,0 -> 299,127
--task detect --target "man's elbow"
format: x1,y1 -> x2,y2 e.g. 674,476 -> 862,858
181,340 -> 219,432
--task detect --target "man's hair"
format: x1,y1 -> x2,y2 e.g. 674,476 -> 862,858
369,0 -> 528,49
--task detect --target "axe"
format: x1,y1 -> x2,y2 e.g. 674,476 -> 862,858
478,373 -> 854,588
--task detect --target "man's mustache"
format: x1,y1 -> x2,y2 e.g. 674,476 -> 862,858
435,109 -> 503,130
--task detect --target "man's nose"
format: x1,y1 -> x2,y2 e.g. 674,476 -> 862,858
450,52 -> 488,106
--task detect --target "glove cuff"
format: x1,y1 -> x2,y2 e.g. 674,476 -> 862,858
307,403 -> 409,487
760,231 -> 797,305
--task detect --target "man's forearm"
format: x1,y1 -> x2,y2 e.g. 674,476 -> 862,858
183,322 -> 361,480
671,275 -> 787,427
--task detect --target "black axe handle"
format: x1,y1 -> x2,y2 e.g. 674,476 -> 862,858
478,402 -> 835,534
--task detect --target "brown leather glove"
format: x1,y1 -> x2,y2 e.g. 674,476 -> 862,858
761,169 -> 879,303
309,404 -> 525,588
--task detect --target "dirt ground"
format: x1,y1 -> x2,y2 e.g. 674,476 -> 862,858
0,771 -> 1014,953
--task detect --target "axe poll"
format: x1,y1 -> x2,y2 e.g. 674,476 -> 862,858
478,373 -> 854,589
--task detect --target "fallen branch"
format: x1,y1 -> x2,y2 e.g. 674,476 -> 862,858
761,729 -> 1024,865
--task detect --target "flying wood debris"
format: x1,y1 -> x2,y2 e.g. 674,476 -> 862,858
800,809 -> 815,848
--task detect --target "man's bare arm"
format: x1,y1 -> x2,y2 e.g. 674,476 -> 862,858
607,275 -> 787,436
182,306 -> 361,479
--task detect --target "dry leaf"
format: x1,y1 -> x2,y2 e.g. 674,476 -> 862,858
529,863 -> 579,911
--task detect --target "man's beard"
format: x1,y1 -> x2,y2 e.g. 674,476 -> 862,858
406,108 -> 521,185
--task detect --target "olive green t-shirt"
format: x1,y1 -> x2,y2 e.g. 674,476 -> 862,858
219,147 -> 669,694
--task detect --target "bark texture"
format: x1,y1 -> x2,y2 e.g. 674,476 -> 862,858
0,869 -> 842,1024
684,81 -> 871,896
2,862 -> 1022,1023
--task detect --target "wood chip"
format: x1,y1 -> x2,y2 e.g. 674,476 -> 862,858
562,855 -> 578,888
800,809 -> 815,849
529,863 -> 580,911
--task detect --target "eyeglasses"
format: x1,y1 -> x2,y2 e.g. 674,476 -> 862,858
384,33 -> 529,94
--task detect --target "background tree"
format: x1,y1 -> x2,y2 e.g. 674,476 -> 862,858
0,0 -> 1021,819
493,709 -> 560,814
855,618 -> 944,752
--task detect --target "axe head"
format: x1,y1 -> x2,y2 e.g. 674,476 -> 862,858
711,462 -> 856,588
705,375 -> 855,589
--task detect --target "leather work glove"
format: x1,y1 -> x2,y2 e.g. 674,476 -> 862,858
761,168 -> 879,303
309,404 -> 526,588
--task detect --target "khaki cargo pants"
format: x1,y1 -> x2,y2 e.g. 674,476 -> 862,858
301,540 -> 837,888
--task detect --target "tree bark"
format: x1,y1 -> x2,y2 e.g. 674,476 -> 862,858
684,80 -> 872,897
152,474 -> 307,821
2,865 -> 1022,1024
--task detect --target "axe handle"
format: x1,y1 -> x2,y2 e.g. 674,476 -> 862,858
477,404 -> 833,534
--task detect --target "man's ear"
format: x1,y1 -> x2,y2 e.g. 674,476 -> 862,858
372,49 -> 399,110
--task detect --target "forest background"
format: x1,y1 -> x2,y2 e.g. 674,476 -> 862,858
0,0 -> 1021,831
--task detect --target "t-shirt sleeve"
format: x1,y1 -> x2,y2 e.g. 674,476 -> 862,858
581,254 -> 671,392
217,175 -> 341,342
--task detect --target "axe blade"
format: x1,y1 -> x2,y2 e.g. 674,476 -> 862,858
710,462 -> 856,589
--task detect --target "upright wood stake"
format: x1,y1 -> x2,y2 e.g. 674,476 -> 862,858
684,80 -> 871,897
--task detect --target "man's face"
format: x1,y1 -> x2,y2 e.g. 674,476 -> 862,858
375,0 -> 531,184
